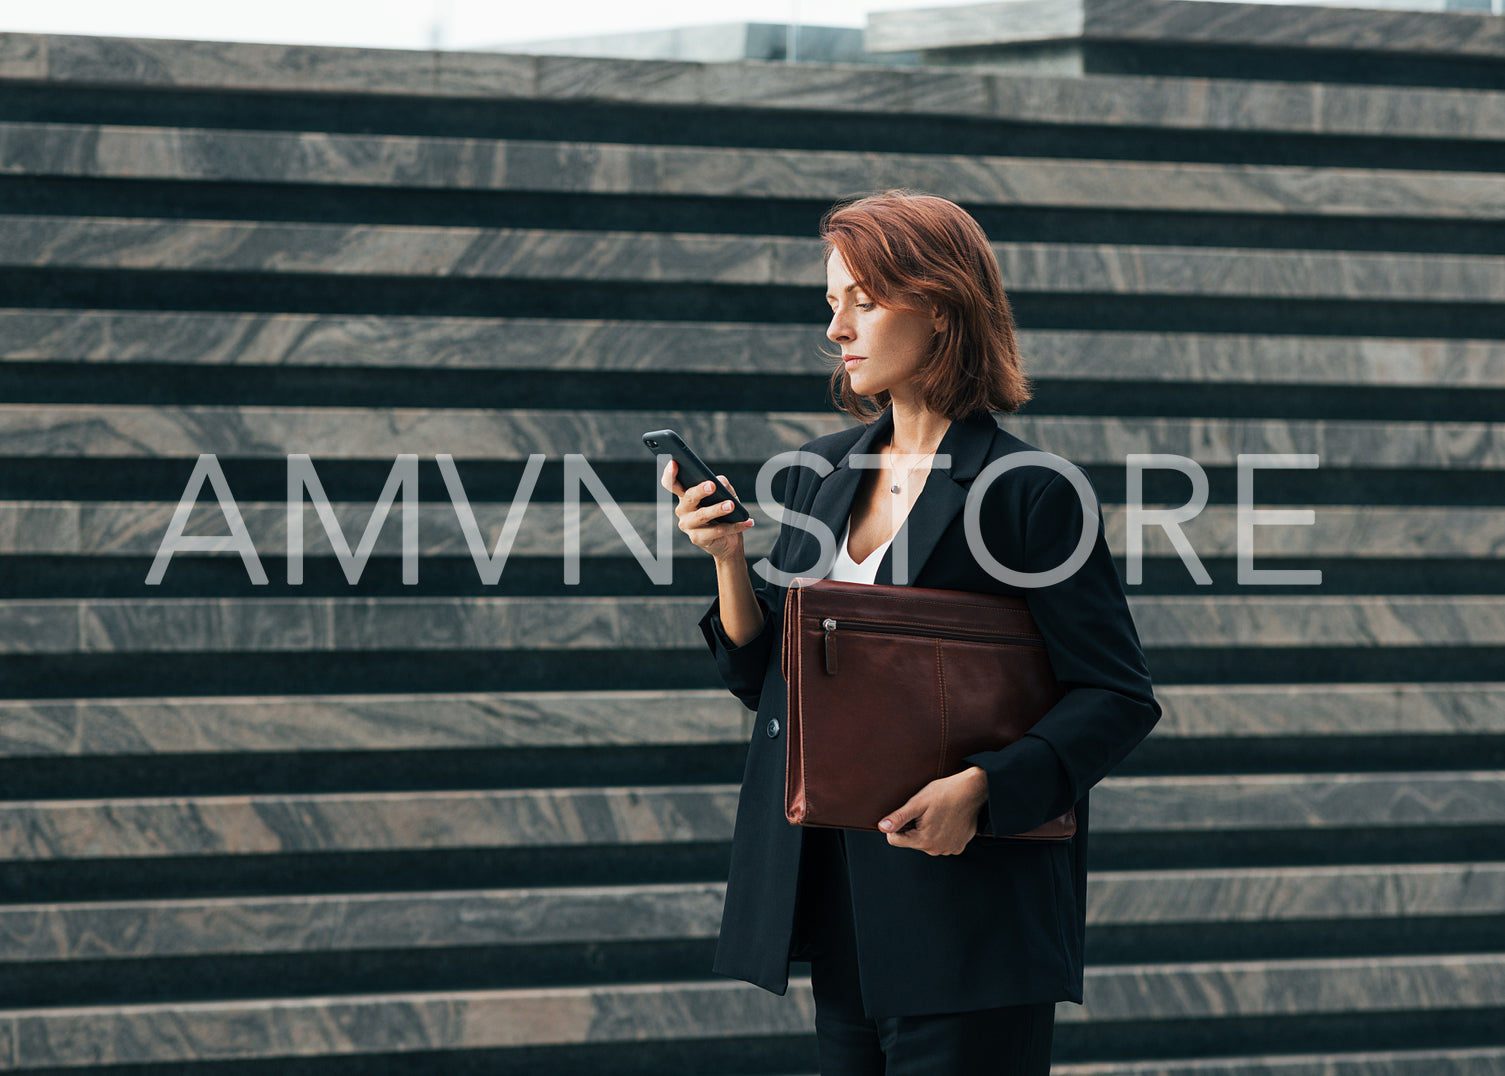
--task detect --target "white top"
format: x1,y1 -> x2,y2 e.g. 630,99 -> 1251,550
828,518 -> 897,585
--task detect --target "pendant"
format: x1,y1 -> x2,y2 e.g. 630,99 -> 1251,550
890,484 -> 902,494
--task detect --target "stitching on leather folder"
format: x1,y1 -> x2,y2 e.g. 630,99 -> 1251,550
935,638 -> 948,781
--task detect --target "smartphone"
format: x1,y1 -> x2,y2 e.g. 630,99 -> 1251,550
642,429 -> 750,524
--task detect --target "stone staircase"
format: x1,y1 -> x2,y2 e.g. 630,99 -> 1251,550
1,25 -> 1503,1075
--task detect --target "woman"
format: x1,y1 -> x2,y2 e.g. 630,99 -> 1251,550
662,191 -> 1160,1074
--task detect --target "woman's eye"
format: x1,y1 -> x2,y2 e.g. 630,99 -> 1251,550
856,302 -> 876,311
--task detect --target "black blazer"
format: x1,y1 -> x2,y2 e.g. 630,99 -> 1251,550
698,407 -> 1161,1019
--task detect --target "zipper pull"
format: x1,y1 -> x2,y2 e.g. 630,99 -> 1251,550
822,617 -> 838,675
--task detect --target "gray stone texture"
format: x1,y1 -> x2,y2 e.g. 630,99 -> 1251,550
0,882 -> 728,961
867,0 -> 1505,57
0,786 -> 743,860
7,30 -> 1505,141
0,683 -> 1498,760
5,500 -> 1501,558
0,691 -> 747,758
7,217 -> 1505,302
4,408 -> 1504,469
2,864 -> 1497,964
5,980 -> 816,1066
4,595 -> 1505,654
7,313 -> 1505,388
7,122 -> 1505,218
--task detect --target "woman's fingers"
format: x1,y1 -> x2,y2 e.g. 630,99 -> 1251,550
693,493 -> 740,527
661,459 -> 685,497
880,776 -> 979,856
662,465 -> 750,559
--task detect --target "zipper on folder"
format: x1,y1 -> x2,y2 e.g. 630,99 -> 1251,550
817,616 -> 1043,676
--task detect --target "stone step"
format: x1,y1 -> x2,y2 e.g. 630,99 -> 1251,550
1062,953 -> 1505,1024
1086,863 -> 1505,928
0,684 -> 1500,761
5,121 -> 1503,220
1,773 -> 1501,862
0,882 -> 726,962
1,864 -> 1499,962
5,217 -> 1505,302
0,979 -> 817,1070
1,595 -> 1502,655
868,0 -> 1505,60
1092,772 -> 1505,835
3,501 -> 1502,560
1054,1049 -> 1505,1076
0,690 -> 747,758
0,786 -> 742,861
3,955 -> 1504,1068
2,406 -> 1499,469
1151,683 -> 1505,739
3,32 -> 1502,144
5,313 -> 1502,388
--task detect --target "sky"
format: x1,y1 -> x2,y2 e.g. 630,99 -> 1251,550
0,0 -> 949,51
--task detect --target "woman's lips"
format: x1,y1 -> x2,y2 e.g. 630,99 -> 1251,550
843,355 -> 866,367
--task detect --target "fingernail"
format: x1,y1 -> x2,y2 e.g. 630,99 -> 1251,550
879,819 -> 893,831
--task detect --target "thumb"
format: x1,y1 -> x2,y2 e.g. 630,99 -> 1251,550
879,794 -> 923,834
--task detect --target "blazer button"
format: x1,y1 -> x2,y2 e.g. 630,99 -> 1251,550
766,718 -> 781,739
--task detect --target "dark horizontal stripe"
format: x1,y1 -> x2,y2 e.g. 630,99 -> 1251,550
1088,915 -> 1505,967
1089,826 -> 1505,872
1119,734 -> 1505,778
6,1037 -> 819,1076
3,82 -> 1504,173
3,363 -> 1502,422
6,270 -> 1505,339
1144,647 -> 1505,685
1084,39 -> 1505,93
0,843 -> 733,904
5,460 -> 1502,506
0,647 -> 1500,698
1030,380 -> 1505,423
0,744 -> 749,802
0,650 -> 723,698
5,556 -> 1504,599
0,364 -> 830,412
1053,1008 -> 1505,1064
1079,466 -> 1505,510
0,938 -> 724,1009
0,556 -> 714,598
3,176 -> 1502,255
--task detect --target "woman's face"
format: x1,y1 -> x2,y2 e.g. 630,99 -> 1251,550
825,249 -> 939,402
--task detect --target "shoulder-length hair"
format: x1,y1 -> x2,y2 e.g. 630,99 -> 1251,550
820,190 -> 1031,422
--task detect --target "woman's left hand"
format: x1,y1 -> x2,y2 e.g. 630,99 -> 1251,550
878,766 -> 989,856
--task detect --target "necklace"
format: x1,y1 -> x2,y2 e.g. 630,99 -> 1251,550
888,444 -> 938,495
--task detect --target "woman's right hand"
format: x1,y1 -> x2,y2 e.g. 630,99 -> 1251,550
663,460 -> 754,563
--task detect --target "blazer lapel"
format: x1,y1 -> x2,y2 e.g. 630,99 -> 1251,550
875,410 -> 1001,586
783,410 -> 892,580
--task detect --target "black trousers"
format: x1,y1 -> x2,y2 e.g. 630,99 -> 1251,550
792,829 -> 1056,1076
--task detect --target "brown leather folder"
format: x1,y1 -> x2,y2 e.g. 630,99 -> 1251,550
781,578 -> 1076,841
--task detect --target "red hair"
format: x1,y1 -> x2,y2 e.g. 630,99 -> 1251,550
820,190 -> 1031,422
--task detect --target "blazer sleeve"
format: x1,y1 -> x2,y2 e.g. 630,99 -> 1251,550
965,469 -> 1161,836
696,464 -> 800,712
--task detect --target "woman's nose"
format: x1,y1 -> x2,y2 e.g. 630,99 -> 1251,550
827,311 -> 853,343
